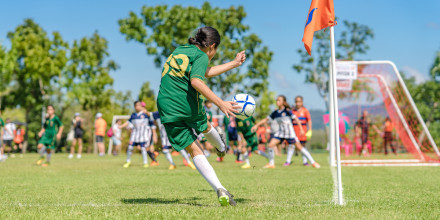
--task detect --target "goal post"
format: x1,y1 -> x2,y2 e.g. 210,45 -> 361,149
331,60 -> 440,166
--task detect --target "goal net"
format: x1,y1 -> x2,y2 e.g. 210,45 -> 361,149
333,61 -> 440,166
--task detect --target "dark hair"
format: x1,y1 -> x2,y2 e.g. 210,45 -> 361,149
116,119 -> 120,123
134,101 -> 141,107
385,117 -> 391,122
278,95 -> 290,110
204,100 -> 211,105
188,27 -> 221,48
47,105 -> 54,110
295,96 -> 304,108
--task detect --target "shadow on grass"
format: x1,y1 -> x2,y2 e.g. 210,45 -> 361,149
121,197 -> 207,206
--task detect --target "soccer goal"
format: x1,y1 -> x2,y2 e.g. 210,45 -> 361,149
332,61 -> 440,166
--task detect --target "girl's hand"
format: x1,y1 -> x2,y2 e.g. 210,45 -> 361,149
38,131 -> 43,138
56,133 -> 62,140
299,129 -> 305,136
234,51 -> 246,67
219,101 -> 240,118
251,125 -> 258,133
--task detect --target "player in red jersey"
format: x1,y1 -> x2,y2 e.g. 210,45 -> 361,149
284,96 -> 313,166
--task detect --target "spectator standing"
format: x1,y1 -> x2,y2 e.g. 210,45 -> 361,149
2,119 -> 16,158
69,112 -> 84,159
94,113 -> 107,156
13,125 -> 24,157
112,119 -> 122,155
355,110 -> 371,157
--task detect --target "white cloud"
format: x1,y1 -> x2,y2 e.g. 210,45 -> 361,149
271,71 -> 291,89
402,66 -> 427,84
427,22 -> 440,29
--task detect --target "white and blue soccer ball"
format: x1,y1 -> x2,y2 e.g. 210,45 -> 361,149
232,94 -> 256,120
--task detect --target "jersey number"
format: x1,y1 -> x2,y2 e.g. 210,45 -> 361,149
162,54 -> 189,78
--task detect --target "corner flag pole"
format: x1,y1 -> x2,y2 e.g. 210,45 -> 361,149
329,25 -> 343,205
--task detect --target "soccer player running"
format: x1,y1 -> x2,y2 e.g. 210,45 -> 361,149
285,96 -> 313,166
252,95 -> 320,169
237,116 -> 269,169
355,110 -> 371,157
2,118 -> 16,158
150,111 -> 196,170
222,114 -> 242,163
36,105 -> 64,167
141,103 -> 159,166
157,27 -> 245,206
120,101 -> 157,168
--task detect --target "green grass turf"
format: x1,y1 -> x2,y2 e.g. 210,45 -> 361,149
0,153 -> 439,219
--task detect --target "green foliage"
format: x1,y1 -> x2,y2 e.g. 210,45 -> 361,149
293,20 -> 374,110
3,19 -> 69,149
118,2 -> 274,114
138,82 -> 157,112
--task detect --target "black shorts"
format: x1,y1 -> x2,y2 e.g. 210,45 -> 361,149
228,132 -> 238,141
3,140 -> 12,147
96,135 -> 104,143
74,131 -> 83,139
300,141 -> 306,145
361,134 -> 368,145
384,132 -> 393,142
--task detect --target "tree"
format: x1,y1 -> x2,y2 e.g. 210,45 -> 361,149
4,19 -> 69,150
68,31 -> 118,152
138,81 -> 157,112
293,20 -> 374,111
118,2 -> 273,110
0,44 -> 15,109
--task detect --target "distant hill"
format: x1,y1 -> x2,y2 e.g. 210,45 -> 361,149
309,109 -> 326,130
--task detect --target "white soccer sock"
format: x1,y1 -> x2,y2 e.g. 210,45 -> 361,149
163,149 -> 175,165
38,146 -> 46,157
300,147 -> 315,164
203,125 -> 226,152
180,149 -> 191,163
286,145 -> 295,164
302,147 -> 308,164
268,148 -> 275,165
244,151 -> 250,165
239,152 -> 243,161
141,147 -> 148,164
46,151 -> 52,162
126,145 -> 133,163
257,150 -> 269,159
193,155 -> 225,193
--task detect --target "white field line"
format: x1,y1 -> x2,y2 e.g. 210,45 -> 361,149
341,159 -> 422,163
330,166 -> 344,205
342,163 -> 440,167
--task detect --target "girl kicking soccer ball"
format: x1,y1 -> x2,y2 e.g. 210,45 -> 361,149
157,27 -> 245,206
251,95 -> 320,169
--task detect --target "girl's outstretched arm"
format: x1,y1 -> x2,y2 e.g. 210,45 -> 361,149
191,78 -> 240,118
251,118 -> 269,133
204,51 -> 246,78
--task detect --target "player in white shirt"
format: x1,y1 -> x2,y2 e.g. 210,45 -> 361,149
111,119 -> 122,155
119,101 -> 157,168
2,119 -> 16,158
252,95 -> 320,169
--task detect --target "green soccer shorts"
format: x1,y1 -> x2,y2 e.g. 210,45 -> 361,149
38,135 -> 57,149
244,134 -> 259,152
163,116 -> 208,152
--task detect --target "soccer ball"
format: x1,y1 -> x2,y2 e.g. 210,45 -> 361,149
232,94 -> 256,120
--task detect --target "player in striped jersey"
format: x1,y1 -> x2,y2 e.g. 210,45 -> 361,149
252,95 -> 320,169
150,111 -> 196,170
119,101 -> 157,168
285,96 -> 313,166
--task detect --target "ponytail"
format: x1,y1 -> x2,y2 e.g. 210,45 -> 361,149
188,27 -> 221,48
278,95 -> 290,110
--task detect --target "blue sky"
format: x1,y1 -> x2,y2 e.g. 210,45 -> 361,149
1,0 -> 439,111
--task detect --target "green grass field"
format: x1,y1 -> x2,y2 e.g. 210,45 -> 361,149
1,153 -> 439,219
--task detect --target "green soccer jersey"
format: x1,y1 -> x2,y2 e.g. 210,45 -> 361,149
157,44 -> 209,124
237,117 -> 256,137
43,115 -> 63,137
0,118 -> 4,127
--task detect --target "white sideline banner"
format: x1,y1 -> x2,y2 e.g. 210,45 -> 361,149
336,62 -> 357,80
337,79 -> 352,91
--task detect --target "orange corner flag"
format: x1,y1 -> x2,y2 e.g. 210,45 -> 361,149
302,0 -> 336,56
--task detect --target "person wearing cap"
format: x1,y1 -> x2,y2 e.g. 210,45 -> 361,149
69,112 -> 84,159
94,113 -> 107,156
